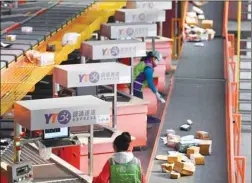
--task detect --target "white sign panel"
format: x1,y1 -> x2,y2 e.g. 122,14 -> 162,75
14,96 -> 111,131
81,40 -> 146,60
54,62 -> 131,88
101,23 -> 157,39
115,9 -> 166,23
126,1 -> 172,10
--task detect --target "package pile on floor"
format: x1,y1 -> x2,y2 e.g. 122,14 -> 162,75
157,130 -> 212,179
184,6 -> 215,42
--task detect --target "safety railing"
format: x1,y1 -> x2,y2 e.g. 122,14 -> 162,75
224,1 -> 246,183
171,1 -> 188,59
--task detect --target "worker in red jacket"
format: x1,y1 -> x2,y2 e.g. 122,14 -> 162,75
93,132 -> 146,183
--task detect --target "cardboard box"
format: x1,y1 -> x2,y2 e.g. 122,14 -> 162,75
190,153 -> 205,165
201,20 -> 213,29
161,163 -> 174,172
167,134 -> 180,148
195,131 -> 209,139
187,146 -> 200,157
168,154 -> 182,164
170,171 -> 181,179
186,16 -> 199,26
198,140 -> 212,155
206,29 -> 216,40
174,162 -> 195,176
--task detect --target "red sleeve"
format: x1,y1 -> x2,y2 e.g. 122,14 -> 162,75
92,160 -> 110,183
141,167 -> 147,183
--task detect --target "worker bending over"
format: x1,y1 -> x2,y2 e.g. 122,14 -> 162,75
93,132 -> 146,183
133,50 -> 165,103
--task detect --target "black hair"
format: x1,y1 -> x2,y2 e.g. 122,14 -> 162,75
113,132 -> 131,152
140,51 -> 154,62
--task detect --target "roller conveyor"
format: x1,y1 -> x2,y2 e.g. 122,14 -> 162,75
1,44 -> 31,52
1,34 -> 45,42
0,2 -> 93,70
1,142 -> 89,183
1,39 -> 39,47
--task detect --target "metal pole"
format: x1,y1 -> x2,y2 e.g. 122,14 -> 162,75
52,74 -> 59,98
88,124 -> 94,177
112,84 -> 117,128
130,57 -> 134,95
14,122 -> 21,163
236,0 -> 242,113
14,0 -> 18,8
151,37 -> 155,51
159,22 -> 163,36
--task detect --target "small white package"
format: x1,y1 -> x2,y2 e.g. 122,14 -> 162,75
21,26 -> 33,33
62,32 -> 81,46
37,52 -> 55,66
192,6 -> 204,14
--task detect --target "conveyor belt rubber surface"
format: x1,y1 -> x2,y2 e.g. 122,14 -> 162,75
149,2 -> 228,182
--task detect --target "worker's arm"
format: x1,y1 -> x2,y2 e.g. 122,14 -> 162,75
92,160 -> 110,183
144,67 -> 157,93
144,67 -> 166,103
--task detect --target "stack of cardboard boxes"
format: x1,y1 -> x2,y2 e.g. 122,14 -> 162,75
184,6 -> 215,42
157,130 -> 212,179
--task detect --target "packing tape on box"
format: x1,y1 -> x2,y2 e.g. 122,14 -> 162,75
6,35 -> 16,41
21,26 -> 33,33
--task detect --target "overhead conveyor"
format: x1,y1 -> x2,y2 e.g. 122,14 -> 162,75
0,1 -> 127,116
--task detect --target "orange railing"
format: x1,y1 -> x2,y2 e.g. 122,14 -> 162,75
223,1 -> 246,183
171,1 -> 188,59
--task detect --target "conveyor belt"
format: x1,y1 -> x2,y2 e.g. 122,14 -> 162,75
149,2 -> 228,182
0,1 -> 126,116
0,3 -> 91,68
1,143 -> 85,183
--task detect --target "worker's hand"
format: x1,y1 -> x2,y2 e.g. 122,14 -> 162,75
155,92 -> 166,103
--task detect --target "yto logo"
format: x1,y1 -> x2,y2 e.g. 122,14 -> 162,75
138,13 -> 146,21
45,110 -> 71,124
79,71 -> 100,83
126,28 -> 134,36
102,46 -> 120,56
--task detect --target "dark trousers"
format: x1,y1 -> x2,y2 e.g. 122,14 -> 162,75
133,90 -> 143,99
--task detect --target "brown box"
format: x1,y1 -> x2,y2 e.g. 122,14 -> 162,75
199,140 -> 212,155
201,20 -> 213,29
187,146 -> 200,157
190,153 -> 205,165
161,163 -> 174,172
167,154 -> 182,164
174,162 -> 195,176
186,16 -> 199,26
170,171 -> 181,179
195,131 -> 209,139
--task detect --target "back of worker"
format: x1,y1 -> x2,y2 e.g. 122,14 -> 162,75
92,132 -> 146,183
109,151 -> 142,183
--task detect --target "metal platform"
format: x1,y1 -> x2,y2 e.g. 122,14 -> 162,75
149,2 -> 228,182
1,142 -> 88,183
